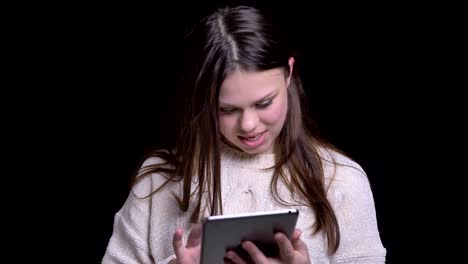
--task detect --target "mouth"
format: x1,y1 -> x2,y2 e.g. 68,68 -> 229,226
238,132 -> 263,140
238,131 -> 266,148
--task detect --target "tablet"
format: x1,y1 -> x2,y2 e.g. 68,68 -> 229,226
200,209 -> 299,263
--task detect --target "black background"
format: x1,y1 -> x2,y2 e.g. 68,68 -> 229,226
49,0 -> 438,263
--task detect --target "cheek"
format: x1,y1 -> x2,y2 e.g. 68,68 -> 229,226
262,98 -> 288,125
219,116 -> 234,136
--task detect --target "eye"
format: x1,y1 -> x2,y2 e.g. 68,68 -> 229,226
219,108 -> 236,114
256,100 -> 272,109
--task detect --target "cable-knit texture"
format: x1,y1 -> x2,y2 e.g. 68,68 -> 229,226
102,144 -> 386,263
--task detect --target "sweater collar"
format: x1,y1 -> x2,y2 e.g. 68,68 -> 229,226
219,140 -> 276,170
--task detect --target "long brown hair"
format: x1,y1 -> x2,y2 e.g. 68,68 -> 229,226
134,6 -> 341,254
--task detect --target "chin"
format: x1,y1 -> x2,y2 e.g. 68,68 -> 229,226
238,142 -> 272,155
222,135 -> 273,155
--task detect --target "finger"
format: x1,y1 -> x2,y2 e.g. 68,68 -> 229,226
290,228 -> 302,243
292,237 -> 309,255
172,228 -> 184,258
225,250 -> 248,264
186,223 -> 203,248
290,229 -> 310,257
242,241 -> 268,263
274,232 -> 295,261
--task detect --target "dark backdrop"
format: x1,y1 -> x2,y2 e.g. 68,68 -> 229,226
49,0 -> 432,263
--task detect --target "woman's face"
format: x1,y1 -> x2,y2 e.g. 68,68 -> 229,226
218,59 -> 294,154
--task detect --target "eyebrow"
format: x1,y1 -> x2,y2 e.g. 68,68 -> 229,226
219,89 -> 278,107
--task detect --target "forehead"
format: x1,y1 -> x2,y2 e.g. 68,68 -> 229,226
219,68 -> 286,104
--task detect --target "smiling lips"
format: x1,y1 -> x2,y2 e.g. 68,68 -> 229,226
238,131 -> 266,148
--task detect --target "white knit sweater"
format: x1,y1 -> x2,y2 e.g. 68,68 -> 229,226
102,144 -> 386,263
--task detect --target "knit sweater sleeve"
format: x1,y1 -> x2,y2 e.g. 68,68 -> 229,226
327,160 -> 387,264
102,157 -> 176,264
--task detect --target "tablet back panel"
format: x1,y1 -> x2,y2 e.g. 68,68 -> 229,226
200,209 -> 299,264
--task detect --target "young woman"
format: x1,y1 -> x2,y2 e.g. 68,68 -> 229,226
102,5 -> 386,264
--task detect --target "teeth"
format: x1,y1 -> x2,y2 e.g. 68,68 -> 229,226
244,134 -> 261,141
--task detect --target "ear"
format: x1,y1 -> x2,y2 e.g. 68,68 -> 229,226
286,57 -> 295,88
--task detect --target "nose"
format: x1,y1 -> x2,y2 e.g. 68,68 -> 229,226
239,109 -> 258,133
